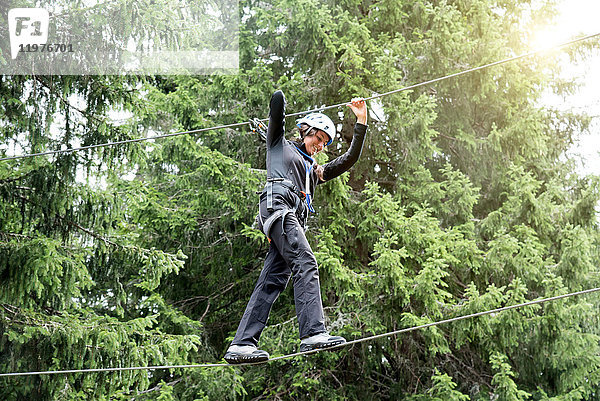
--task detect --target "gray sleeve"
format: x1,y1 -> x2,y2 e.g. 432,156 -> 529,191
320,123 -> 368,183
267,90 -> 286,148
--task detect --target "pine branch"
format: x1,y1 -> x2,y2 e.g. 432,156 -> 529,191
12,193 -> 182,260
0,232 -> 33,241
33,76 -> 107,125
135,378 -> 183,395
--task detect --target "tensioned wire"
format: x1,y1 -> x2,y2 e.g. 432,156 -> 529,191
1,32 -> 599,163
1,286 -> 599,377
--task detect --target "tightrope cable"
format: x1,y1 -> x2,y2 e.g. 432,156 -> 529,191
1,285 -> 599,377
0,122 -> 250,163
1,32 -> 599,163
269,32 -> 600,117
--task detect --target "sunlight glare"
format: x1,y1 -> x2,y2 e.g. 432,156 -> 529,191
531,26 -> 572,52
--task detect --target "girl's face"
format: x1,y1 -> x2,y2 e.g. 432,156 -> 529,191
303,129 -> 329,155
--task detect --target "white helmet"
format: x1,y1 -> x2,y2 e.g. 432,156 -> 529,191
296,113 -> 335,146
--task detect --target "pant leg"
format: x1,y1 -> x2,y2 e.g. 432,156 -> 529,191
233,204 -> 326,346
232,244 -> 291,346
269,211 -> 326,339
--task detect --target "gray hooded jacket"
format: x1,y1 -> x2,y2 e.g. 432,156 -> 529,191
258,90 -> 368,237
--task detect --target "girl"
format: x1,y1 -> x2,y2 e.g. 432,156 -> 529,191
225,90 -> 368,363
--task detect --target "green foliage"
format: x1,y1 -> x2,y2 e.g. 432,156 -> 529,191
427,369 -> 470,401
0,236 -> 93,309
490,352 -> 532,401
0,306 -> 202,400
2,0 -> 600,399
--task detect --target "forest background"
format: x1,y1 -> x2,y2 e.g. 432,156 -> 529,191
1,0 -> 600,400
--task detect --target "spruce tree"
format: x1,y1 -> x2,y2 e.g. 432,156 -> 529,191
1,0 -> 600,400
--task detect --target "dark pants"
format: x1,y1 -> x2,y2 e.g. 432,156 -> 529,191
232,203 -> 326,346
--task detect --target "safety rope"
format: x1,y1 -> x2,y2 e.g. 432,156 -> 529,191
284,32 -> 600,117
0,122 -> 250,163
1,285 -> 599,377
1,32 -> 599,163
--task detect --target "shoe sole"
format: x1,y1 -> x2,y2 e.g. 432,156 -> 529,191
224,352 -> 269,364
299,339 -> 346,353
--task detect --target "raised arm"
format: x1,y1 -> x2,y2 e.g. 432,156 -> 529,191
320,98 -> 368,182
267,90 -> 286,148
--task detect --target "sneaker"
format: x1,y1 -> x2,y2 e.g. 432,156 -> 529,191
300,332 -> 346,352
223,344 -> 269,364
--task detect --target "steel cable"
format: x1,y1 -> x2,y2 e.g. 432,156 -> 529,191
1,32 -> 599,163
1,285 -> 599,377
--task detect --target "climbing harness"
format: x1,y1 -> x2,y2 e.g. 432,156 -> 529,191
294,145 -> 316,213
257,142 -> 318,240
257,178 -> 307,240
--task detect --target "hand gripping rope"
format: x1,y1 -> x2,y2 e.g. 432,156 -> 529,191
249,118 -> 267,142
1,286 -> 599,377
